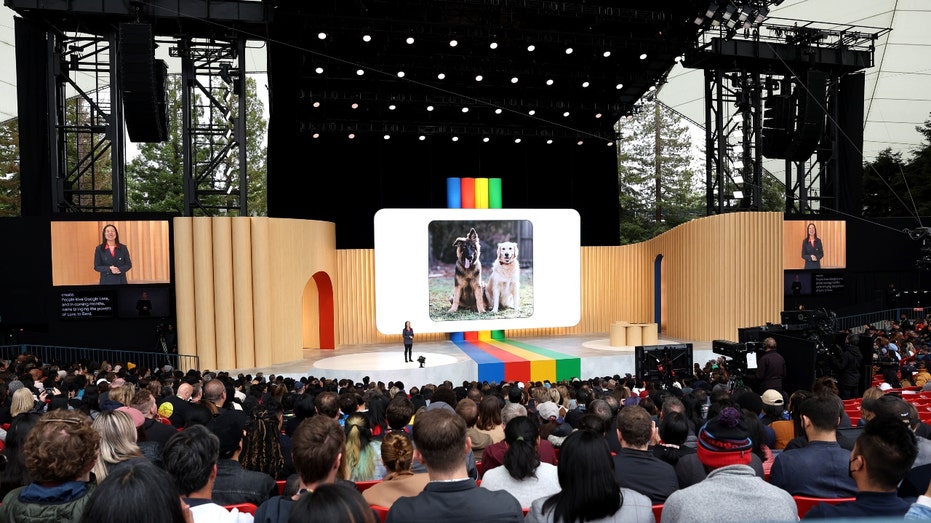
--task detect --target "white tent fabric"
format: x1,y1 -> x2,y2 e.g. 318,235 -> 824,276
658,0 -> 931,164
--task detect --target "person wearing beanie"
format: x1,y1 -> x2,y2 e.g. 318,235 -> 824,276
662,407 -> 797,523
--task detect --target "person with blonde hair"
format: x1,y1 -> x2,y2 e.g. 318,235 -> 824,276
341,412 -> 385,481
10,388 -> 38,418
362,431 -> 429,507
91,409 -> 144,482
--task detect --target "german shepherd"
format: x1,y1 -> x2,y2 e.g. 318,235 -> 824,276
449,228 -> 485,313
485,241 -> 520,313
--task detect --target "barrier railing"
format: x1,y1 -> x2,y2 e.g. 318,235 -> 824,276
0,344 -> 199,372
836,308 -> 926,333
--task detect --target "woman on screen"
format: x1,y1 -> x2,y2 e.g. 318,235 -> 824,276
801,222 -> 824,269
94,224 -> 132,284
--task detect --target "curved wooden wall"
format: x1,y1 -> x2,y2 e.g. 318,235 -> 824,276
175,213 -> 783,367
174,217 -> 337,370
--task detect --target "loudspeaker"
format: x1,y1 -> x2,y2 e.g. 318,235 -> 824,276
119,23 -> 168,142
785,70 -> 827,161
761,94 -> 792,159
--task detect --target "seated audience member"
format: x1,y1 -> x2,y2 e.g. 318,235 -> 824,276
526,429 -> 653,523
906,474 -> 931,519
81,459 -> 191,523
475,394 -> 506,444
480,415 -> 560,508
652,411 -> 697,467
158,381 -> 194,428
91,409 -> 145,482
736,389 -> 775,449
289,483 -> 376,523
386,407 -> 523,523
769,391 -> 857,497
207,404 -> 278,507
341,411 -> 386,481
456,398 -> 494,460
478,402 -> 558,477
129,388 -> 177,447
763,389 -> 795,449
662,407 -> 798,523
239,405 -> 287,480
805,414 -> 918,519
362,431 -> 430,508
0,409 -> 100,522
0,412 -> 42,499
612,404 -> 678,503
253,416 -> 347,523
162,424 -> 253,523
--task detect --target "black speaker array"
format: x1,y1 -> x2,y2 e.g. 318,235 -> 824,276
761,70 -> 828,161
118,23 -> 169,143
785,70 -> 828,161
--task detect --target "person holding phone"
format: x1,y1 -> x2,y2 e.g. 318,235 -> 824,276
94,224 -> 132,284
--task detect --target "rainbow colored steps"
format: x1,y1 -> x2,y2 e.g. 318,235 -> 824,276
450,331 -> 580,383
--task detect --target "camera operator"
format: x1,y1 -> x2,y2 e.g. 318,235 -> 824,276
834,334 -> 863,400
755,337 -> 786,394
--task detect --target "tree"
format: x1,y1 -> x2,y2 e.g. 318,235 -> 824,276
0,119 -> 20,216
127,74 -> 268,214
616,99 -> 704,244
862,148 -> 911,217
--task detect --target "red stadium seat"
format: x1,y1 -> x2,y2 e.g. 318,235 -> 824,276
793,495 -> 855,518
371,505 -> 390,523
224,503 -> 258,515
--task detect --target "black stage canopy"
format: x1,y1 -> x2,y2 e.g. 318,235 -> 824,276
6,0 -> 706,248
266,1 -> 704,247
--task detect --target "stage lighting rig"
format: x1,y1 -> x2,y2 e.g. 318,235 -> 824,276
693,0 -> 782,33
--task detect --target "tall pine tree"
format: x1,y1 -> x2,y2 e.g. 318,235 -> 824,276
0,119 -> 19,216
127,75 -> 267,214
617,99 -> 703,244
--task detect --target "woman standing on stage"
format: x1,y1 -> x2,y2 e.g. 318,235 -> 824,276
94,224 -> 132,284
801,222 -> 824,270
402,321 -> 414,363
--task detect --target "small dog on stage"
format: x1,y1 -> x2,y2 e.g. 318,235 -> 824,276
449,228 -> 485,313
484,241 -> 520,312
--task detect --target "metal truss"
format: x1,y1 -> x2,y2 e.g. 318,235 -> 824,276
49,32 -> 126,212
173,38 -> 248,216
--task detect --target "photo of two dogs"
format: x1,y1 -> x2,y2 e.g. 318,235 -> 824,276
447,227 -> 524,316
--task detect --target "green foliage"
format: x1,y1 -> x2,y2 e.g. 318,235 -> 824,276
0,120 -> 20,216
127,75 -> 268,215
862,116 -> 931,218
617,100 -> 704,244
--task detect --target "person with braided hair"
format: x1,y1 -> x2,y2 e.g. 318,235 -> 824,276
362,431 -> 430,508
341,412 -> 386,481
479,415 -> 560,508
239,403 -> 286,480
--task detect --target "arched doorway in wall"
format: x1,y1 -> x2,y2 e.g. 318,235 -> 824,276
302,271 -> 335,350
654,254 -> 665,334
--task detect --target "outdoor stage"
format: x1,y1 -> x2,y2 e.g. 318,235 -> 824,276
232,335 -> 717,387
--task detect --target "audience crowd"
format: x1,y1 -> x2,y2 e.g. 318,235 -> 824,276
4,315 -> 931,522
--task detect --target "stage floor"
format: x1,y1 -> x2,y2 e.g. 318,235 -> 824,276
229,335 -> 717,387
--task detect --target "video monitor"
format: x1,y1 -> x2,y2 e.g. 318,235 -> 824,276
50,215 -> 174,321
50,218 -> 171,286
374,208 -> 580,334
635,344 -> 694,384
783,220 -> 847,270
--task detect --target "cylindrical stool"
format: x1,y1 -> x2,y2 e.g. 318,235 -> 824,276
625,324 -> 642,347
609,322 -> 628,347
641,323 -> 658,345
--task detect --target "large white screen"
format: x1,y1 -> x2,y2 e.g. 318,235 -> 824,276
374,208 -> 581,334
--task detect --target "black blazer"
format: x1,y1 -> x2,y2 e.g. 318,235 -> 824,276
94,243 -> 132,284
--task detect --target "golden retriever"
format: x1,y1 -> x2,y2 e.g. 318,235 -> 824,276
484,241 -> 520,313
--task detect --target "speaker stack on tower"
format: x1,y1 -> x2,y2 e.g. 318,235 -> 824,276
761,70 -> 828,161
118,23 -> 168,143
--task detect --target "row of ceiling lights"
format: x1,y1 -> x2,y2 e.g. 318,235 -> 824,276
308,132 -> 616,147
315,31 -> 650,61
311,65 -> 629,91
309,100 -> 610,120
